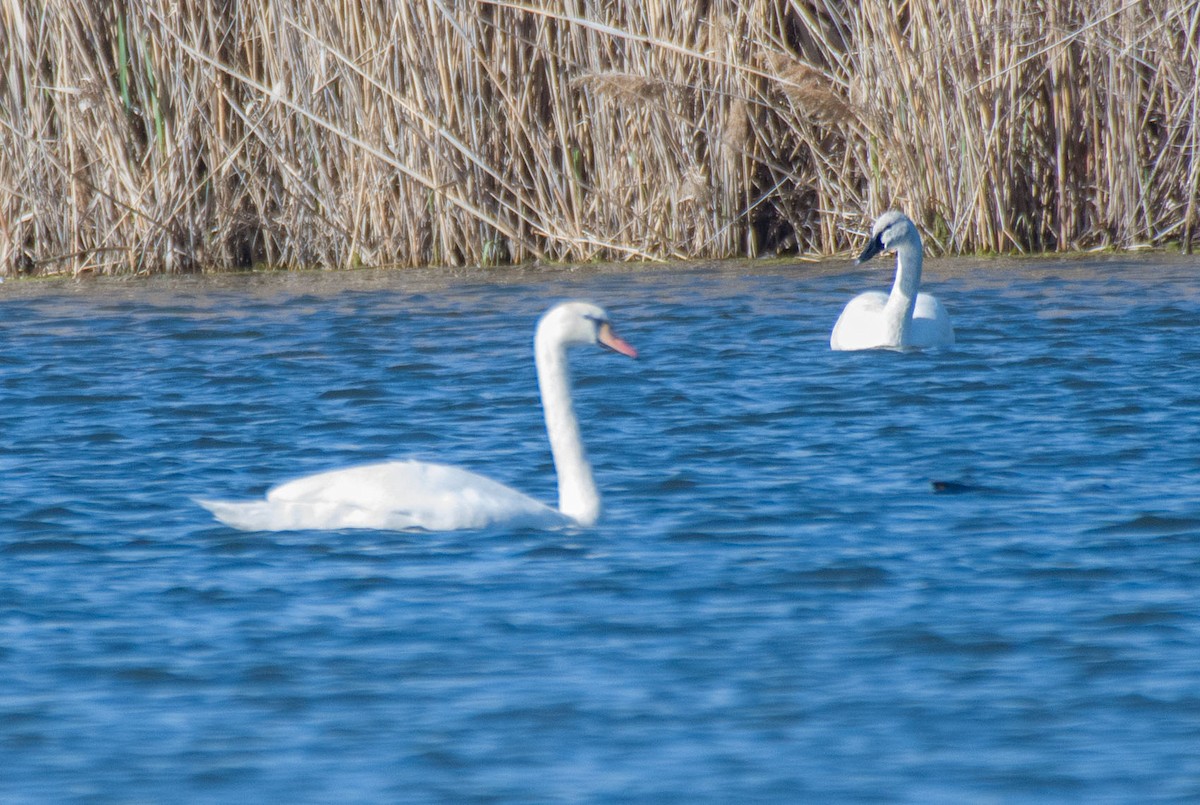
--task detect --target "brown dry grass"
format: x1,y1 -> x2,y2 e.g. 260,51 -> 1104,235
1,0 -> 1197,274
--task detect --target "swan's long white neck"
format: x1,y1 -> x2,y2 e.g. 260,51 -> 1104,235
882,236 -> 923,346
535,330 -> 600,526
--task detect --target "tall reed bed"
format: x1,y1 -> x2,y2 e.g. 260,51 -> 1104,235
1,0 -> 1197,274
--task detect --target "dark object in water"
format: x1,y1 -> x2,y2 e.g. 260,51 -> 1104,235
931,479 -> 984,494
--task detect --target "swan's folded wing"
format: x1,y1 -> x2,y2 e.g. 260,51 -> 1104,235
201,460 -> 565,532
830,290 -> 889,350
911,293 -> 955,347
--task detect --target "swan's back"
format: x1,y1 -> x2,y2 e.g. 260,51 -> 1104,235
199,460 -> 568,532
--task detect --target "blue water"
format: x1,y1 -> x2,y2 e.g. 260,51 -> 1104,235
2,257 -> 1199,802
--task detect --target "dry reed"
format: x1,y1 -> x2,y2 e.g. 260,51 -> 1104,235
1,0 -> 1197,274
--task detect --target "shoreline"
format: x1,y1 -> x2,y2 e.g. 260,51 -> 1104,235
1,250 -> 1195,294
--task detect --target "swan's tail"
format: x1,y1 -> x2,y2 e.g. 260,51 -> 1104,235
195,498 -> 280,531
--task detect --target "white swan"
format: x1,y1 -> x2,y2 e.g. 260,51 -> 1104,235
198,301 -> 638,532
830,211 -> 955,351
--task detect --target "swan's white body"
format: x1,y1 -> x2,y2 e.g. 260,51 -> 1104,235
199,301 -> 637,532
830,211 -> 954,351
200,461 -> 570,532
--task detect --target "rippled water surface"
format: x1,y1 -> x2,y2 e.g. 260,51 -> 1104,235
3,257 -> 1200,802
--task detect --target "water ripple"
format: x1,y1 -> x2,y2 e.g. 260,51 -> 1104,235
1,260 -> 1199,801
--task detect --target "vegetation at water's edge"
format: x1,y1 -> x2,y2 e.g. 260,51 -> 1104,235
2,0 -> 1198,275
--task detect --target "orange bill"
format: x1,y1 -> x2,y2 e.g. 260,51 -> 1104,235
598,322 -> 638,359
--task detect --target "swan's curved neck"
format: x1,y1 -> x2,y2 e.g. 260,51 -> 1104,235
883,236 -> 923,345
535,333 -> 600,526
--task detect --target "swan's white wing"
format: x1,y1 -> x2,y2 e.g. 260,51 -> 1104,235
910,292 -> 955,348
830,290 -> 889,351
831,291 -> 953,350
198,460 -> 568,532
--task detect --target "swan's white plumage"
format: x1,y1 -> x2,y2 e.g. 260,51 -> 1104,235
831,211 -> 954,351
199,301 -> 636,532
831,290 -> 954,351
198,460 -> 567,532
